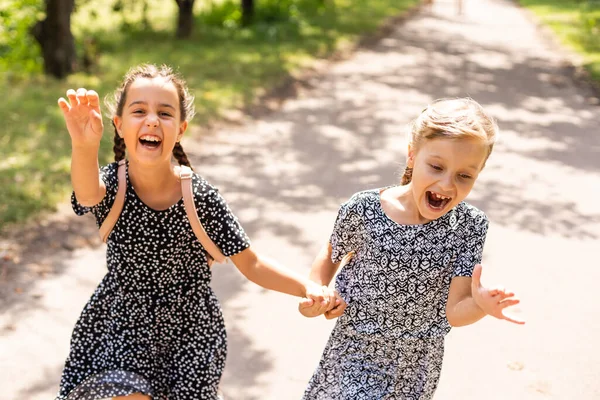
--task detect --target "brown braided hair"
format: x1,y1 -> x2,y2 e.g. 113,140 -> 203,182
400,98 -> 498,185
113,131 -> 126,162
173,142 -> 192,168
105,64 -> 196,167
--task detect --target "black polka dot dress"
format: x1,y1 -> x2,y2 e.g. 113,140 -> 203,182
56,161 -> 250,400
303,188 -> 488,400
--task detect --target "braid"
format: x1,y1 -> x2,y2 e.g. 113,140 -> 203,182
400,166 -> 413,185
113,128 -> 126,162
173,142 -> 192,169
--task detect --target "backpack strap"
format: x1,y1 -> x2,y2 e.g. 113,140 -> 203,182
179,166 -> 227,264
99,159 -> 127,243
97,161 -> 226,264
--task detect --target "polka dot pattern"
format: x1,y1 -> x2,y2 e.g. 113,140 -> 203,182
57,161 -> 250,400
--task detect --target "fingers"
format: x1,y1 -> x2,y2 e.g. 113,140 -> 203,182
58,98 -> 70,114
496,296 -> 525,325
298,298 -> 315,309
305,287 -> 330,315
325,301 -> 347,320
325,292 -> 347,320
66,89 -> 77,106
322,286 -> 338,312
494,291 -> 515,302
90,109 -> 103,133
87,90 -> 102,115
87,90 -> 100,108
76,87 -> 88,106
502,313 -> 526,325
64,88 -> 98,108
499,298 -> 520,309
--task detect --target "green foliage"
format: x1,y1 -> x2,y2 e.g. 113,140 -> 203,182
0,0 -> 420,230
0,0 -> 44,77
518,0 -> 600,81
579,0 -> 600,50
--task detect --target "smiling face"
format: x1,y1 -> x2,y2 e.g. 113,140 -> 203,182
113,77 -> 187,167
408,137 -> 489,221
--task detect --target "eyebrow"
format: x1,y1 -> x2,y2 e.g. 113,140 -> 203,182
429,155 -> 480,171
128,100 -> 176,110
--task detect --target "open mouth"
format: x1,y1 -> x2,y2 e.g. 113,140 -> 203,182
139,134 -> 162,149
426,191 -> 451,211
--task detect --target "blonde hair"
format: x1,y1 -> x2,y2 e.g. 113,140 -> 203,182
401,98 -> 498,185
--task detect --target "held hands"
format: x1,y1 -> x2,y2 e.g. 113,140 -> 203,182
299,285 -> 347,320
471,264 -> 525,325
58,88 -> 104,148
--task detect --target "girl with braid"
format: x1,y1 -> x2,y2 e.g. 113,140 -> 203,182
299,98 -> 524,399
55,64 -> 336,400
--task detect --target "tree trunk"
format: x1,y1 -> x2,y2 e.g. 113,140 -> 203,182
175,0 -> 195,38
241,0 -> 254,26
32,0 -> 76,79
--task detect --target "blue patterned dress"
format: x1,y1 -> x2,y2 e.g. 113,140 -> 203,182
303,188 -> 488,400
56,161 -> 250,400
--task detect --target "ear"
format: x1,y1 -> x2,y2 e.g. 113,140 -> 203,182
113,116 -> 123,137
177,120 -> 188,142
407,143 -> 415,168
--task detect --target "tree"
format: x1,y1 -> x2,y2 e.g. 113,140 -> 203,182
175,0 -> 195,38
32,0 -> 76,79
241,0 -> 254,26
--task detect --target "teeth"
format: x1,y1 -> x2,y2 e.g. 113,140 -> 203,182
140,135 -> 161,142
432,192 -> 450,200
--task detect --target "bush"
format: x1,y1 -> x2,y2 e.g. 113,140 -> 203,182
0,0 -> 44,78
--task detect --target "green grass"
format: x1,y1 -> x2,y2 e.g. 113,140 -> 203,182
518,0 -> 600,81
0,0 -> 420,230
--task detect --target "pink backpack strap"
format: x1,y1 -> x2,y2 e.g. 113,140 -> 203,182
179,166 -> 227,264
99,159 -> 127,243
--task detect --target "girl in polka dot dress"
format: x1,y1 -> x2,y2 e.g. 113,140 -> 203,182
298,98 -> 525,399
55,64 -> 336,400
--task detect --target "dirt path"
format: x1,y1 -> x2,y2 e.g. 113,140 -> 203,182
2,0 -> 599,399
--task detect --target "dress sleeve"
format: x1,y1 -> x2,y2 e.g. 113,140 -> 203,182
329,196 -> 363,263
195,182 -> 251,258
71,162 -> 119,227
453,210 -> 489,277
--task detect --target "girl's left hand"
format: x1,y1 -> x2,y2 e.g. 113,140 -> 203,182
471,264 -> 525,325
299,285 -> 337,318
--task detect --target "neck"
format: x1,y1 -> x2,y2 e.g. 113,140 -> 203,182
392,184 -> 430,225
128,160 -> 177,193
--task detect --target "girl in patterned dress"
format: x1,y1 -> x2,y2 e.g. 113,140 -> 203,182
55,64 -> 336,400
299,98 -> 525,400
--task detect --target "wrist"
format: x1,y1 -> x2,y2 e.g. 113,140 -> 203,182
71,142 -> 101,153
471,287 -> 485,311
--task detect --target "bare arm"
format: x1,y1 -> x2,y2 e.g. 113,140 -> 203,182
298,241 -> 349,318
58,88 -> 106,206
71,147 -> 105,206
230,247 -> 328,301
308,242 -> 342,286
446,264 -> 525,327
446,276 -> 486,327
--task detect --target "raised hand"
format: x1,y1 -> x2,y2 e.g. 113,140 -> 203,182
471,264 -> 525,325
58,88 -> 104,148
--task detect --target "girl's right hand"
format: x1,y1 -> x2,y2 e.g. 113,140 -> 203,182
58,88 -> 104,148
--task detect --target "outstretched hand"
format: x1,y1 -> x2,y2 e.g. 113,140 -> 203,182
58,88 -> 104,148
471,264 -> 525,325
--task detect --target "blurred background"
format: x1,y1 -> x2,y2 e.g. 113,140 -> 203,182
0,0 -> 598,232
1,1 -> 599,399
